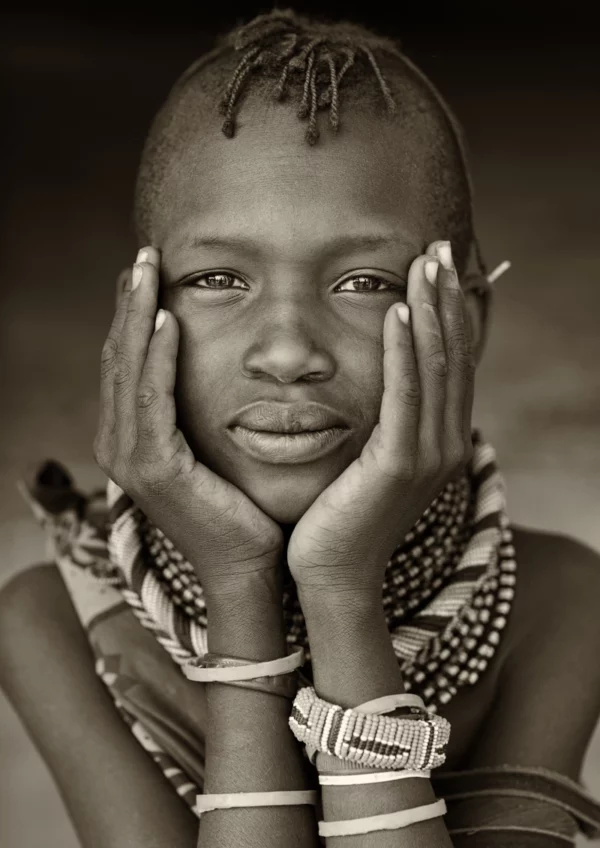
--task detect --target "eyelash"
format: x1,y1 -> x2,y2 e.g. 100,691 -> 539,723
185,272 -> 405,294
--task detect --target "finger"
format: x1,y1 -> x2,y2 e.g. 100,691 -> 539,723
113,248 -> 161,443
135,309 -> 180,459
115,267 -> 131,311
375,300 -> 420,478
98,270 -> 135,439
462,297 -> 476,458
406,254 -> 446,470
427,240 -> 474,462
136,245 -> 161,268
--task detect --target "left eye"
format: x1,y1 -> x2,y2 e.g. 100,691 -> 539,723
334,275 -> 402,294
189,273 -> 249,290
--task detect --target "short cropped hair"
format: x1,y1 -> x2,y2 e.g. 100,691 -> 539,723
134,8 -> 487,277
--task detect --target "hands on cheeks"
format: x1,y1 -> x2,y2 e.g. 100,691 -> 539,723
95,239 -> 475,609
287,240 -> 476,605
94,248 -> 284,602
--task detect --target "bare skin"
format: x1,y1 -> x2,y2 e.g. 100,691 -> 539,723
3,92 -> 600,847
3,523 -> 600,848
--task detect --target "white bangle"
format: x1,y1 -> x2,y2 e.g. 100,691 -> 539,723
196,789 -> 318,817
319,768 -> 431,786
354,692 -> 426,714
182,646 -> 304,682
318,798 -> 447,837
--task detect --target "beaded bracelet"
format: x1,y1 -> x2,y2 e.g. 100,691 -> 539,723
289,686 -> 450,771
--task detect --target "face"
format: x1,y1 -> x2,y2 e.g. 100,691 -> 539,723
154,93 -> 455,524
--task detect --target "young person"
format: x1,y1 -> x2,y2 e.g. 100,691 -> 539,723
3,9 -> 600,847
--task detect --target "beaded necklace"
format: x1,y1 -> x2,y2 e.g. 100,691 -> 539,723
105,428 -> 516,713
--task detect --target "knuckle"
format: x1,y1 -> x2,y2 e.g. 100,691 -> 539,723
445,287 -> 464,308
113,358 -> 133,390
426,349 -> 448,379
446,443 -> 469,471
423,450 -> 442,477
399,371 -> 421,407
376,452 -> 416,482
100,337 -> 119,376
134,454 -> 185,499
136,384 -> 160,412
447,330 -> 472,370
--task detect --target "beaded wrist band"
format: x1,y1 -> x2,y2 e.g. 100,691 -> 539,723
289,686 -> 450,771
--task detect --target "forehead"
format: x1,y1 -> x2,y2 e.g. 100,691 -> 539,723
156,92 -> 438,256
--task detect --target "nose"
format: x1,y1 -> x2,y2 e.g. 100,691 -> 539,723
241,298 -> 336,384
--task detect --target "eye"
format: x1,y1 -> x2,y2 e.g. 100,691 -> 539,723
334,274 -> 406,294
185,272 -> 249,291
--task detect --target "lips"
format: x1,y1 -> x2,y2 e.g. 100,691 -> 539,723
227,401 -> 352,464
230,401 -> 349,434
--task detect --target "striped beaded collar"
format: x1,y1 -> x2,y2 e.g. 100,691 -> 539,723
109,428 -> 516,713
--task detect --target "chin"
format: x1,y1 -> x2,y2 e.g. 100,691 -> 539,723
231,462 -> 342,524
243,475 -> 325,524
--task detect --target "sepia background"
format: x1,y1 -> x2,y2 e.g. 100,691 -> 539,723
1,2 -> 599,845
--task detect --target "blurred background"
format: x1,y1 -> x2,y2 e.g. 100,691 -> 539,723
1,2 -> 599,845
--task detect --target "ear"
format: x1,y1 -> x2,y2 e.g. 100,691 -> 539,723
462,273 -> 493,368
115,268 -> 132,310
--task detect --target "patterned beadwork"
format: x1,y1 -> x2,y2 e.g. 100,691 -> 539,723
290,686 -> 451,770
125,431 -> 515,713
29,430 -> 516,819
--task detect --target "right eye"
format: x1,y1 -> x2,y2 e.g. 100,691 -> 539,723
186,272 -> 250,291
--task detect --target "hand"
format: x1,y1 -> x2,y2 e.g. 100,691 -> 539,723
93,248 -> 284,600
287,240 -> 475,605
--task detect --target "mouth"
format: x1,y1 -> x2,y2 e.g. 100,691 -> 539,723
226,425 -> 352,465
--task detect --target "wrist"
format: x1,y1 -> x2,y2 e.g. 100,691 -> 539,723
206,568 -> 288,660
297,590 -> 405,708
297,583 -> 382,625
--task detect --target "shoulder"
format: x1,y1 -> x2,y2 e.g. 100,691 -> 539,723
509,524 -> 600,645
0,563 -> 80,662
0,562 -> 73,646
0,563 -> 198,846
467,525 -> 600,778
0,561 -> 98,710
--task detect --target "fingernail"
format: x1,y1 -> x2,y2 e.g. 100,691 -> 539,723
132,264 -> 143,290
437,242 -> 453,271
396,303 -> 410,325
137,248 -> 150,264
425,260 -> 439,285
154,309 -> 166,332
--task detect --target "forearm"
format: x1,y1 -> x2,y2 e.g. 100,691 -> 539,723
198,575 -> 319,848
299,589 -> 453,848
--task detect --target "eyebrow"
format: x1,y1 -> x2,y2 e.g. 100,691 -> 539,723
180,232 -> 413,258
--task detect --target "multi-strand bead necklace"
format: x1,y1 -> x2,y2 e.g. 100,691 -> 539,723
124,428 -> 516,714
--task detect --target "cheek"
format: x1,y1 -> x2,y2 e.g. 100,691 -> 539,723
172,323 -> 235,463
169,312 -> 387,521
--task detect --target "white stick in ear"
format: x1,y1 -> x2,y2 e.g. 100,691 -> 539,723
487,260 -> 512,284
